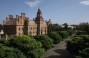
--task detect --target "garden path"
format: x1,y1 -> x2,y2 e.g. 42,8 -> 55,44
43,38 -> 73,58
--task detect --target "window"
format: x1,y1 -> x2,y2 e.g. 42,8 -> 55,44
29,27 -> 30,30
18,19 -> 19,22
19,33 -> 20,36
31,27 -> 32,30
19,27 -> 20,31
30,32 -> 32,34
22,27 -> 23,30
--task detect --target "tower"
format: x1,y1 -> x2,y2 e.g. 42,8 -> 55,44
35,8 -> 44,35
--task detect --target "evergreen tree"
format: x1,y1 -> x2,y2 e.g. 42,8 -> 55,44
47,24 -> 52,34
23,19 -> 28,35
0,24 -> 3,31
63,23 -> 68,29
37,24 -> 40,35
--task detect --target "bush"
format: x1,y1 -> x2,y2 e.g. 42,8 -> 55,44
48,32 -> 62,44
67,37 -> 82,55
58,31 -> 69,38
34,35 -> 53,50
7,35 -> 44,58
0,46 -> 26,58
67,35 -> 89,57
76,31 -> 88,35
67,30 -> 73,35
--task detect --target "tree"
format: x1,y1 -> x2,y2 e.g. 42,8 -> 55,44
34,35 -> 53,50
52,24 -> 60,32
0,24 -> 3,31
47,24 -> 52,34
23,19 -> 28,35
77,22 -> 89,33
63,23 -> 68,29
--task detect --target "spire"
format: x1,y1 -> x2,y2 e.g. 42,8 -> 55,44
37,8 -> 42,17
38,8 -> 41,13
35,8 -> 43,21
35,8 -> 44,23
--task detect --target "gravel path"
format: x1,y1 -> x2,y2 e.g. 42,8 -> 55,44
43,38 -> 73,58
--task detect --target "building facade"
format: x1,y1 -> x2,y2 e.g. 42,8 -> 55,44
3,9 -> 51,36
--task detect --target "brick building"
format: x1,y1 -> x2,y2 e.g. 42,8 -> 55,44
3,9 -> 52,36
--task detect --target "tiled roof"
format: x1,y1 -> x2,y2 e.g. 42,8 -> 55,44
28,20 -> 37,26
5,18 -> 16,25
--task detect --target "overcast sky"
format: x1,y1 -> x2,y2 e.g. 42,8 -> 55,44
0,0 -> 89,25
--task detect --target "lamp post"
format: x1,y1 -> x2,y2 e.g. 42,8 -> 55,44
0,30 -> 4,39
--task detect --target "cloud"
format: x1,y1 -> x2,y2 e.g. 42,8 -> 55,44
80,0 -> 89,5
25,0 -> 40,8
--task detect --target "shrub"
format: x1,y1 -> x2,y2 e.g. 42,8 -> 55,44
76,31 -> 88,35
78,48 -> 89,58
58,31 -> 69,38
67,35 -> 89,57
7,35 -> 44,58
67,37 -> 82,55
48,32 -> 62,44
34,35 -> 53,50
0,46 -> 26,58
67,30 -> 73,35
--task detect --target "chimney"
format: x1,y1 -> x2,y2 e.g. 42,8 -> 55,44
16,15 -> 18,19
9,15 -> 13,19
21,13 -> 25,18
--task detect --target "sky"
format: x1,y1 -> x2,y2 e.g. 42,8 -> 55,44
0,0 -> 89,25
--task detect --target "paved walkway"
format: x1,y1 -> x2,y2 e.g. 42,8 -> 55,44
43,38 -> 73,58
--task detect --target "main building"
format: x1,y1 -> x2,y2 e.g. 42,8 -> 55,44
3,9 -> 52,36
